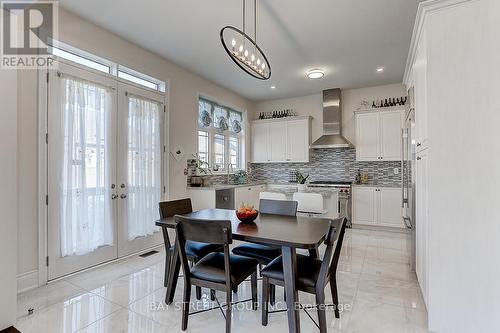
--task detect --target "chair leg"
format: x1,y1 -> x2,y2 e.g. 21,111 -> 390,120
181,281 -> 191,331
315,291 -> 327,333
330,274 -> 340,318
232,286 -> 238,294
225,289 -> 232,333
269,285 -> 276,306
164,248 -> 171,287
261,277 -> 269,326
210,289 -> 216,301
191,258 -> 202,300
251,270 -> 258,310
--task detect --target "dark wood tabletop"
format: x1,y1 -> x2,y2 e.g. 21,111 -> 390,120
155,208 -> 335,249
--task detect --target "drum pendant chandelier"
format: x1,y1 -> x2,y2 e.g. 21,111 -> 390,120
220,0 -> 271,80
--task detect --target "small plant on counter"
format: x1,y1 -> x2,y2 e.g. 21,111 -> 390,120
296,171 -> 309,184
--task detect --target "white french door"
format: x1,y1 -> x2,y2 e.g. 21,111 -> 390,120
47,62 -> 165,280
116,82 -> 164,257
47,63 -> 118,279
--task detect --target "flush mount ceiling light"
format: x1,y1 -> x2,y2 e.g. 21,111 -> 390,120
306,69 -> 325,79
270,85 -> 276,89
376,67 -> 384,72
220,0 -> 271,80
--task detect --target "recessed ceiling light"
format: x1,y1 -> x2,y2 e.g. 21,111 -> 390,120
306,69 -> 324,79
270,85 -> 276,89
376,67 -> 384,72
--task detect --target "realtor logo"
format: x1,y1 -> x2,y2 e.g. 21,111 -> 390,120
1,0 -> 58,69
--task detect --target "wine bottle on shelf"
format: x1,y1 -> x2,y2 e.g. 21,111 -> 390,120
380,100 -> 384,108
392,98 -> 396,106
372,101 -> 376,108
403,96 -> 407,105
384,99 -> 388,107
396,98 -> 400,106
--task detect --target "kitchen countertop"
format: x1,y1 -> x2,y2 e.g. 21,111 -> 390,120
187,181 -> 267,191
351,183 -> 401,188
265,185 -> 339,198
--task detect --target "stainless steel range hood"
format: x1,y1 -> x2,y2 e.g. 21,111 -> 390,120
310,88 -> 354,149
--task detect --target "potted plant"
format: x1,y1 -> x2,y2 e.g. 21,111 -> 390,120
190,154 -> 211,187
296,171 -> 309,192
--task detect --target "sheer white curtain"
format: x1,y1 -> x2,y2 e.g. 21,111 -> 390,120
126,95 -> 161,240
60,76 -> 114,256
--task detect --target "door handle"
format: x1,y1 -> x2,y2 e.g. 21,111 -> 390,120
111,194 -> 118,200
120,194 -> 127,199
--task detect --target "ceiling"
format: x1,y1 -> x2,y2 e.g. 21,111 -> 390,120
59,0 -> 422,102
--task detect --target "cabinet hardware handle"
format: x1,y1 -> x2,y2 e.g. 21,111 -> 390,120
111,184 -> 116,189
120,184 -> 126,188
111,194 -> 118,200
417,143 -> 421,147
417,156 -> 422,160
120,194 -> 127,199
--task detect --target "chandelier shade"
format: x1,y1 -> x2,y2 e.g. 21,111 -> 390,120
220,25 -> 271,80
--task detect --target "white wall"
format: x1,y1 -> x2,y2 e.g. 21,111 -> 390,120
17,8 -> 254,280
424,0 -> 500,332
254,83 -> 405,145
0,63 -> 18,327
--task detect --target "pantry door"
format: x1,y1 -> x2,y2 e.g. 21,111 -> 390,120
116,82 -> 165,257
47,62 -> 118,280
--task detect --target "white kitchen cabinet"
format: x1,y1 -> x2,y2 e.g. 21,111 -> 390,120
355,112 -> 379,161
251,122 -> 270,163
413,27 -> 428,152
286,119 -> 309,162
251,116 -> 311,163
269,122 -> 287,162
415,148 -> 429,304
352,186 -> 403,228
352,186 -> 377,225
355,109 -> 404,162
234,184 -> 265,209
187,189 -> 216,211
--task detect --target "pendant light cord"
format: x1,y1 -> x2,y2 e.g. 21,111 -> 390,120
254,0 -> 257,44
242,0 -> 245,34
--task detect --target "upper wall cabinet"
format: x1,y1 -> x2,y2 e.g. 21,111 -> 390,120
355,109 -> 404,161
251,116 -> 311,163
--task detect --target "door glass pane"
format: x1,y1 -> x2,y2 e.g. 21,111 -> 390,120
214,134 -> 225,169
127,95 -> 162,240
60,77 -> 113,256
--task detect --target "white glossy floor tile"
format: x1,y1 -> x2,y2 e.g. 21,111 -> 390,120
15,291 -> 121,333
16,228 -> 430,333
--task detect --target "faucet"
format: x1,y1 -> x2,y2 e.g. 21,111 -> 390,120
227,163 -> 234,184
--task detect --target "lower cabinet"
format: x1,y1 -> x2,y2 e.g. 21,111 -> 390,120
234,184 -> 266,209
352,186 -> 403,228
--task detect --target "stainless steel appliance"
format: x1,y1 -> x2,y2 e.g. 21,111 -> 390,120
402,87 -> 416,271
308,181 -> 352,226
310,89 -> 354,149
215,188 -> 234,209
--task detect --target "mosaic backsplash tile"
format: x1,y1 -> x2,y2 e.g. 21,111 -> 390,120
187,149 -> 406,187
248,149 -> 405,186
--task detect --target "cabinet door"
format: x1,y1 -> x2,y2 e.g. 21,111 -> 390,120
269,122 -> 287,162
414,28 -> 428,151
415,148 -> 429,304
356,113 -> 380,161
380,111 -> 403,161
286,119 -> 309,162
251,122 -> 269,162
352,187 -> 377,225
235,186 -> 259,209
378,188 -> 403,227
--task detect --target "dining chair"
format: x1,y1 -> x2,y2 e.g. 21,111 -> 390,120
259,191 -> 287,201
261,217 -> 347,333
159,198 -> 223,300
175,215 -> 259,333
292,192 -> 327,216
232,198 -> 298,304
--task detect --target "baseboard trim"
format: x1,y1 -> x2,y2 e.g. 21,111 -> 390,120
17,270 -> 39,293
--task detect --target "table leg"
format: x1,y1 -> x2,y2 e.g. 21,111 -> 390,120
161,227 -> 171,287
282,246 -> 300,333
165,240 -> 181,305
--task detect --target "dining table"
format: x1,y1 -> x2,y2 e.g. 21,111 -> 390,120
155,208 -> 335,333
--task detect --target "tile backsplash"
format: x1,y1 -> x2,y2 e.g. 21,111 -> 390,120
249,148 -> 403,186
187,149 -> 405,187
